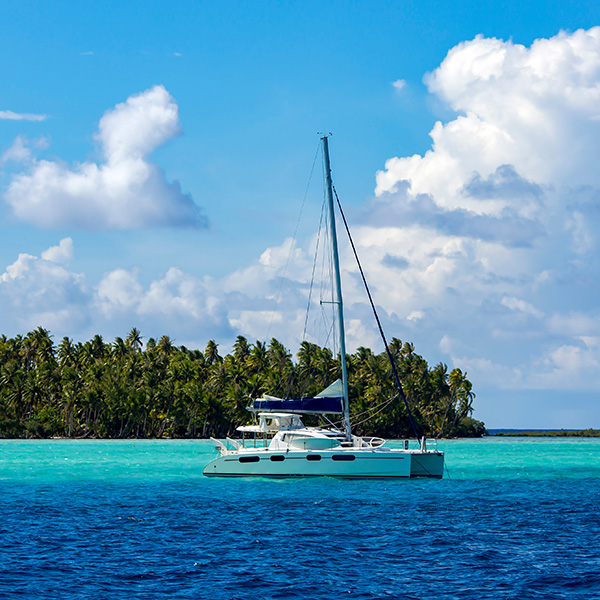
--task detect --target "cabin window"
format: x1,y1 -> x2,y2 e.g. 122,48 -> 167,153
306,454 -> 322,461
332,454 -> 356,461
239,456 -> 260,463
270,455 -> 285,462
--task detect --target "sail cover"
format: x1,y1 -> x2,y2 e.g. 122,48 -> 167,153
251,379 -> 344,414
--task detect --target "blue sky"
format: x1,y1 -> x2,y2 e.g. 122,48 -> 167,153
2,0 -> 600,428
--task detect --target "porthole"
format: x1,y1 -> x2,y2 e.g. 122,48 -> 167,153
239,456 -> 260,463
332,454 -> 356,461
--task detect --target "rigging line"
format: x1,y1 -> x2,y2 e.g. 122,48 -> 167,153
302,197 -> 327,342
318,318 -> 335,353
266,142 -> 321,341
326,391 -> 399,429
332,184 -> 421,441
321,155 -> 340,363
348,392 -> 400,428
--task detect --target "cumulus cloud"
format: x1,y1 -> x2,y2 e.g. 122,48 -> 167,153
367,27 -> 600,397
0,239 -> 90,332
95,268 -> 145,318
3,85 -> 207,230
529,337 -> 600,389
41,238 -> 74,264
377,28 -> 600,206
91,266 -> 239,344
0,239 -> 230,345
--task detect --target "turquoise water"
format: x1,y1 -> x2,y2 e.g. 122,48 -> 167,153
1,438 -> 599,598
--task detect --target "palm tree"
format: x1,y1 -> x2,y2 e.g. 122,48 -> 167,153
232,336 -> 250,364
57,337 -> 77,368
205,340 -> 222,366
125,328 -> 143,352
111,337 -> 128,361
157,335 -> 175,356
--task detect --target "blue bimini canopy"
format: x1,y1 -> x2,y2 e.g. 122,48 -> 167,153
251,379 -> 344,414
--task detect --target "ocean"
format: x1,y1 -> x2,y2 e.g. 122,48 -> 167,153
1,437 -> 599,599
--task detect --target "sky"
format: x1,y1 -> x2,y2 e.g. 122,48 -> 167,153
1,0 -> 600,428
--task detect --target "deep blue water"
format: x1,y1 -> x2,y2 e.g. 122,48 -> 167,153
1,438 -> 600,599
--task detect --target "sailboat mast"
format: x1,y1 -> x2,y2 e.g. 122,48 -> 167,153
322,135 -> 352,441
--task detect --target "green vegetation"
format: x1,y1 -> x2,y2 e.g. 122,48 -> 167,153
0,327 -> 484,439
493,429 -> 600,437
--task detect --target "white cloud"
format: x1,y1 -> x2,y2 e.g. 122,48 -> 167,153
526,337 -> 600,389
392,79 -> 406,91
0,239 -> 229,344
1,136 -> 47,164
41,238 -> 74,264
3,85 -> 207,230
95,268 -> 145,318
0,110 -> 47,121
1,253 -> 37,283
138,267 -> 206,319
359,27 -> 600,400
407,311 -> 424,322
346,318 -> 379,350
501,296 -> 543,319
439,335 -> 453,355
0,240 -> 90,333
96,85 -> 180,164
377,28 -> 600,210
93,265 -> 233,343
2,135 -> 31,163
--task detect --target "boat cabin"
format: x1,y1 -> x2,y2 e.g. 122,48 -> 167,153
230,412 -> 346,452
236,412 -> 304,436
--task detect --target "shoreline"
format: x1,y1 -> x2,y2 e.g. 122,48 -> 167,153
2,430 -> 599,441
489,429 -> 600,437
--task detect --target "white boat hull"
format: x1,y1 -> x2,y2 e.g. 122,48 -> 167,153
203,448 -> 443,479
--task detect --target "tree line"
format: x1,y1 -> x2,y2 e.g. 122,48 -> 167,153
0,327 -> 486,439
493,430 -> 600,437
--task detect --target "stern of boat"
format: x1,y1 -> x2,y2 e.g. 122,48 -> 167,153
409,451 -> 444,478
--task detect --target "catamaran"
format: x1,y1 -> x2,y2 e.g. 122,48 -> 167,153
203,136 -> 444,478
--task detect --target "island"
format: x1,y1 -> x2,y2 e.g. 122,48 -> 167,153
0,327 -> 486,440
